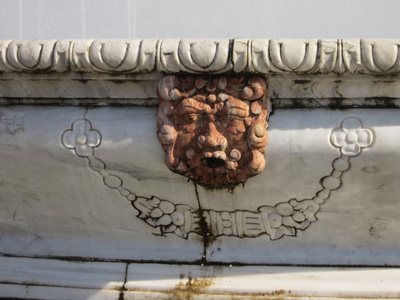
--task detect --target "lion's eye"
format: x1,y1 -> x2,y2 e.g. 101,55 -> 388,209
188,114 -> 198,122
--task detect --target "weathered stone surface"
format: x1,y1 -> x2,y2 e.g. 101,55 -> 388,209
1,40 -> 400,300
157,74 -> 270,187
1,40 -> 400,268
2,256 -> 399,299
1,106 -> 399,266
0,106 -> 203,261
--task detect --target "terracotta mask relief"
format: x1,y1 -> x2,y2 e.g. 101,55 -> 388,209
157,75 -> 271,188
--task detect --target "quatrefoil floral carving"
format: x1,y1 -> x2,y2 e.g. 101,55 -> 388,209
62,119 -> 101,157
330,117 -> 373,156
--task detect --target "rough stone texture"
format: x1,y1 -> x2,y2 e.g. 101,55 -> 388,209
157,75 -> 270,187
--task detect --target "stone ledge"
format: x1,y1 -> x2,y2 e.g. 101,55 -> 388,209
1,39 -> 399,108
1,256 -> 399,299
0,72 -> 399,108
1,39 -> 400,75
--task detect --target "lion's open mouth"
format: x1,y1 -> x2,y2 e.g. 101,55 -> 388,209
203,157 -> 225,168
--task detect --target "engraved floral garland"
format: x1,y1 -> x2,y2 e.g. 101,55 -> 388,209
62,117 -> 373,240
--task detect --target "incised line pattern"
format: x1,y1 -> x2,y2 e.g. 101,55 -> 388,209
61,116 -> 373,240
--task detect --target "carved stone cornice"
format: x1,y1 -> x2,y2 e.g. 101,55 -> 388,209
0,39 -> 399,108
1,39 -> 400,74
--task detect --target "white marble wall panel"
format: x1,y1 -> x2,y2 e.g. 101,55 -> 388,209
0,106 -> 202,261
1,106 -> 399,266
202,109 -> 400,265
84,107 -> 200,201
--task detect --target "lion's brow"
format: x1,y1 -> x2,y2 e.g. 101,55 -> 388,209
177,99 -> 208,114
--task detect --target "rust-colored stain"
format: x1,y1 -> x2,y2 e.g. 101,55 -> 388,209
162,271 -> 291,300
165,284 -> 290,299
175,272 -> 215,291
157,74 -> 270,188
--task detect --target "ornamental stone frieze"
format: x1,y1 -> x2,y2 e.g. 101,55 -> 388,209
1,39 -> 400,74
1,39 -> 400,271
1,39 -> 400,108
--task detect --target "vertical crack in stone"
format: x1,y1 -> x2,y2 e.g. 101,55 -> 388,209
193,182 -> 208,265
118,262 -> 129,300
83,107 -> 89,119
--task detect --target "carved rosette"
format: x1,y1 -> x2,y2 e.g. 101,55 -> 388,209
157,75 -> 270,187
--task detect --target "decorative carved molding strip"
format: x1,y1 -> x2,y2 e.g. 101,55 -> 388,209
1,39 -> 400,74
62,116 -> 373,240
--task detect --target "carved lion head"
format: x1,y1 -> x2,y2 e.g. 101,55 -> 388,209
157,75 -> 270,188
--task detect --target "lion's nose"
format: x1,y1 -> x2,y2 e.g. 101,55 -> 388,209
198,122 -> 227,151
